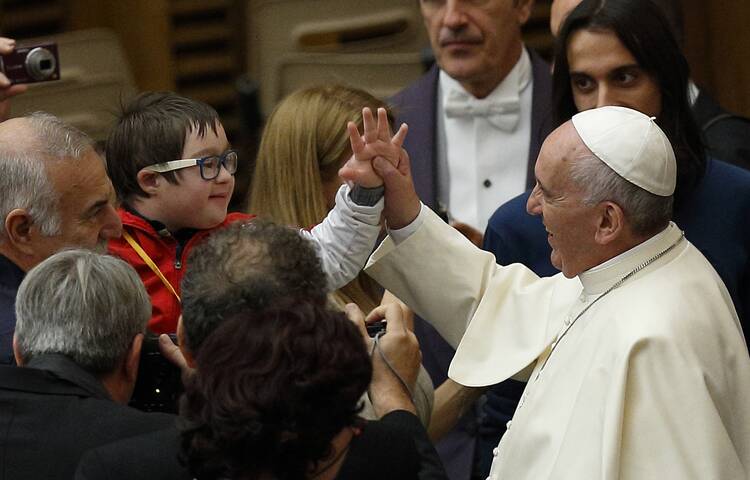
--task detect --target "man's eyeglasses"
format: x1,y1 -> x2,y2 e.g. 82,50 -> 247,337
144,149 -> 239,180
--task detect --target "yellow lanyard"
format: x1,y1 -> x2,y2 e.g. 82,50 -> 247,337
122,229 -> 181,302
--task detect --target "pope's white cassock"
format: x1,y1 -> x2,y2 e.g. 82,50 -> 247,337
365,206 -> 750,480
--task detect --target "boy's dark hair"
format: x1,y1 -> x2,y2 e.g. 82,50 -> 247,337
106,91 -> 221,202
180,220 -> 329,353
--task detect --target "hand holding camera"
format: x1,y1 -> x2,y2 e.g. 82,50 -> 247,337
0,38 -> 28,121
345,302 -> 422,417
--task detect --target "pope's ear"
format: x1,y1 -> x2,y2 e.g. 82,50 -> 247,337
594,201 -> 626,245
136,169 -> 161,195
4,209 -> 37,255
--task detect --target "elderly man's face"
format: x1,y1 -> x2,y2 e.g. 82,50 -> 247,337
526,123 -> 600,278
31,149 -> 122,260
420,0 -> 532,96
567,28 -> 662,118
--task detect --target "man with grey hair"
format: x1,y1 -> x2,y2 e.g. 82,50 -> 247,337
0,249 -> 173,480
0,112 -> 122,364
342,105 -> 750,478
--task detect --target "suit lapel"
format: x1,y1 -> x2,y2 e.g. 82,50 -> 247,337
390,65 -> 440,208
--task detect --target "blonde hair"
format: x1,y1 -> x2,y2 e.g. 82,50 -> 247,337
249,85 -> 390,312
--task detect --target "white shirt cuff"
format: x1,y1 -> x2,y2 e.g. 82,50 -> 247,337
388,203 -> 427,245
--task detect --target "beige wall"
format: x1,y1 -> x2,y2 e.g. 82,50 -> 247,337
69,0 -> 175,91
683,0 -> 750,117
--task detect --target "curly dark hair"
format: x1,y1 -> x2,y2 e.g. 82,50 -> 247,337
553,0 -> 706,209
106,91 -> 221,203
179,299 -> 372,480
181,219 -> 329,353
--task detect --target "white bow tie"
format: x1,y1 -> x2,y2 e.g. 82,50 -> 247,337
443,89 -> 521,132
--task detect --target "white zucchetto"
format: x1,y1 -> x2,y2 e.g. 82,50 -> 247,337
572,106 -> 677,196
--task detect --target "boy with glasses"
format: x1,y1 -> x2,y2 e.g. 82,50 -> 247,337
106,92 -> 400,334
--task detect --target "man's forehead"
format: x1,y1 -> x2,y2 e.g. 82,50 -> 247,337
543,122 -> 589,161
47,148 -> 105,192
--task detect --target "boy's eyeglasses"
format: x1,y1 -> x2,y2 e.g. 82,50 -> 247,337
144,150 -> 239,180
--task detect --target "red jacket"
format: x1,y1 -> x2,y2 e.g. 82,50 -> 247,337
108,209 -> 254,334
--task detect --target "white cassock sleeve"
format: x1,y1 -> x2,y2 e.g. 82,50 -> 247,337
300,184 -> 383,291
365,206 -> 572,386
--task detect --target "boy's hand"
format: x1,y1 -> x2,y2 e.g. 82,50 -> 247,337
0,38 -> 28,122
339,107 -> 408,188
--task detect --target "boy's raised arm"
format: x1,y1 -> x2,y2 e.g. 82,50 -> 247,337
300,107 -> 411,291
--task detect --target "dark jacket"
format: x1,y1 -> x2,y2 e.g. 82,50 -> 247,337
0,354 -> 175,480
75,410 -> 447,480
0,254 -> 24,365
693,89 -> 750,171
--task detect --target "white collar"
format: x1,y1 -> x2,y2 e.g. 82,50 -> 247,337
578,222 -> 685,294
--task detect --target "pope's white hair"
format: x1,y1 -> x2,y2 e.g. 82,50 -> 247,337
569,154 -> 673,235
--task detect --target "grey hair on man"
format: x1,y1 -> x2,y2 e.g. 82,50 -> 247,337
14,249 -> 150,373
569,155 -> 674,236
180,220 -> 328,353
0,112 -> 93,239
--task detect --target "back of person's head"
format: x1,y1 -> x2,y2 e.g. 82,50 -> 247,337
106,91 -> 221,203
552,0 -> 705,205
14,249 -> 150,374
180,299 -> 372,480
250,85 -> 389,227
0,112 -> 93,241
180,220 -> 328,353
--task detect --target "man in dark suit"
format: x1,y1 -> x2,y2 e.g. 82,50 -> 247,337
389,2 -> 554,476
0,249 -> 173,480
392,0 -> 553,240
75,221 -> 445,480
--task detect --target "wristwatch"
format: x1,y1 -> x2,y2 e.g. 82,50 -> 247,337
349,184 -> 385,206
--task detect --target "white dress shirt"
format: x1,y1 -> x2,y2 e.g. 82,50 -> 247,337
436,49 -> 533,232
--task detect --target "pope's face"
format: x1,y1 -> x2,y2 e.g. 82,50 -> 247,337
526,123 -> 601,278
